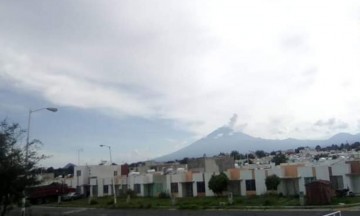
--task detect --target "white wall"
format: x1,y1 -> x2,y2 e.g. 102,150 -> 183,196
332,162 -> 350,189
255,169 -> 266,195
298,166 -> 313,194
315,166 -> 329,181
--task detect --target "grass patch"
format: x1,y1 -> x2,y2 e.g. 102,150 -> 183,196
45,194 -> 360,209
331,196 -> 360,205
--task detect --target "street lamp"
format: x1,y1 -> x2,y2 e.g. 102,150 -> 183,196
100,144 -> 117,205
22,107 -> 57,216
25,107 -> 58,164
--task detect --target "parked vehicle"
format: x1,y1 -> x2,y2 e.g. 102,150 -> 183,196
61,192 -> 82,201
27,182 -> 74,204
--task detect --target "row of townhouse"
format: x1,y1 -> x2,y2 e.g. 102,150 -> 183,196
73,157 -> 360,198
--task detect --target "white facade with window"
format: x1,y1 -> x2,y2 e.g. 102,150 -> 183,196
73,159 -> 360,198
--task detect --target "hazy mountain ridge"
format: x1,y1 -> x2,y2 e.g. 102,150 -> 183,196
156,126 -> 360,161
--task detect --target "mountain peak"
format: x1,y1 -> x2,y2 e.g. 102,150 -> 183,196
328,132 -> 358,143
156,123 -> 360,162
207,126 -> 233,137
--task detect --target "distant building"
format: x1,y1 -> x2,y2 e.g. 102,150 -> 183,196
71,156 -> 360,198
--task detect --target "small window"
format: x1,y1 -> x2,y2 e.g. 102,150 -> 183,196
171,183 -> 178,193
330,176 -> 344,189
197,182 -> 205,193
76,170 -> 81,176
103,185 -> 109,194
114,171 -> 118,176
245,179 -> 256,191
304,177 -> 316,185
134,184 -> 141,194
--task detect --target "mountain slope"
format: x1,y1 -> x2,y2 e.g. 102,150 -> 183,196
156,127 -> 360,161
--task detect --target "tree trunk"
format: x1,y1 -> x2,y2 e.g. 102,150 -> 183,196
1,203 -> 8,216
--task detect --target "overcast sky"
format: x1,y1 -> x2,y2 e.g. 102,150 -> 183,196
1,0 -> 360,167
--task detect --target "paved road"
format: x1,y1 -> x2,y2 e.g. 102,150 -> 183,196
7,206 -> 360,216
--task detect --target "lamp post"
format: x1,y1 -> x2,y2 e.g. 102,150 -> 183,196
25,107 -> 58,164
22,107 -> 57,216
100,144 -> 117,205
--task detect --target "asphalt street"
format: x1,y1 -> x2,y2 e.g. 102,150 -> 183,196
6,206 -> 360,216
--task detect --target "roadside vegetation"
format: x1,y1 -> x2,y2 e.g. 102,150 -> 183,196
47,194 -> 360,210
0,120 -> 46,216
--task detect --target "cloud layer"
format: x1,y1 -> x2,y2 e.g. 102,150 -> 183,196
1,0 -> 360,143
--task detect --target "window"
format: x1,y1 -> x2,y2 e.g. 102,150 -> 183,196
134,184 -> 141,193
76,170 -> 81,176
245,179 -> 256,191
92,185 -> 98,196
304,177 -> 316,185
103,185 -> 109,194
171,183 -> 178,193
197,182 -> 205,193
114,171 -> 118,176
330,176 -> 344,189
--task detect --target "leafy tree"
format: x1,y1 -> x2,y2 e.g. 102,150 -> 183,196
0,120 -> 45,216
208,172 -> 229,196
46,166 -> 54,173
265,174 -> 281,191
270,151 -> 277,156
255,150 -> 267,158
271,153 -> 287,165
246,153 -> 255,159
178,157 -> 189,165
295,147 -> 305,154
243,159 -> 253,164
230,150 -> 240,160
238,153 -> 246,159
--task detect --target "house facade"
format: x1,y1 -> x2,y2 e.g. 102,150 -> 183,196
72,158 -> 360,198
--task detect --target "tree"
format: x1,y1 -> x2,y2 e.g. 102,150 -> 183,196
0,120 -> 45,216
208,172 -> 229,196
178,157 -> 189,165
230,150 -> 240,160
295,146 -> 305,154
271,153 -> 287,165
265,174 -> 281,191
246,153 -> 255,159
255,150 -> 267,158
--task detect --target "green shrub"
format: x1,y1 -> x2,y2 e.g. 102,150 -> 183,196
178,203 -> 199,210
263,199 -> 274,206
126,189 -> 137,198
106,199 -> 114,205
158,192 -> 170,199
89,199 -> 98,205
137,202 -> 144,208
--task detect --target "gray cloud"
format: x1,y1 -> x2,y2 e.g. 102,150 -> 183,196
281,34 -> 306,50
314,118 -> 349,130
315,118 -> 336,127
1,0 -> 360,140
